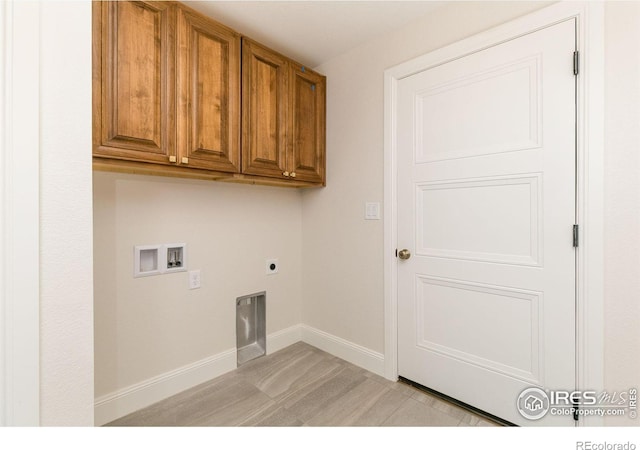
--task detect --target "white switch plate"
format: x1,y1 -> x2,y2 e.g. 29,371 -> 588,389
266,259 -> 279,275
189,270 -> 201,289
365,202 -> 380,220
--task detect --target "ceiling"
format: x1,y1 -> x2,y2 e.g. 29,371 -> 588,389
183,1 -> 445,67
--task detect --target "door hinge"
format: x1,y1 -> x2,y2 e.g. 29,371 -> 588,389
573,224 -> 579,247
573,51 -> 579,76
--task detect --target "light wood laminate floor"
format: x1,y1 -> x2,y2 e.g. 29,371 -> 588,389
106,342 -> 500,427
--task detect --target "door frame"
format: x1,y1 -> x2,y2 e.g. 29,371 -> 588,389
383,2 -> 604,426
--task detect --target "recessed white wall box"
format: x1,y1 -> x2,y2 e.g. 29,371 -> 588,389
266,259 -> 279,275
165,243 -> 187,273
134,245 -> 162,278
134,243 -> 188,277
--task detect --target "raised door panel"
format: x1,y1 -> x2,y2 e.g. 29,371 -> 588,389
241,39 -> 288,179
289,65 -> 326,184
177,7 -> 240,173
93,1 -> 175,163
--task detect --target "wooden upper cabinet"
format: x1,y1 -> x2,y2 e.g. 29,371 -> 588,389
241,39 -> 288,179
289,64 -> 326,184
93,1 -> 176,163
176,7 -> 241,173
242,41 -> 326,184
93,1 -> 326,186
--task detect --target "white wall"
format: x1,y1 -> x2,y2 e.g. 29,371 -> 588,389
2,0 -> 93,427
93,173 -> 303,400
39,1 -> 94,426
1,0 -> 41,425
0,0 -> 5,426
303,1 -> 551,354
603,0 -> 640,426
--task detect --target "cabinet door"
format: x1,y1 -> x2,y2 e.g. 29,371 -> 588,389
241,39 -> 288,179
289,65 -> 326,184
93,1 -> 176,163
176,7 -> 240,173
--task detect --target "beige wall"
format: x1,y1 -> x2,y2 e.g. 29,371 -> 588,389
604,0 -> 640,426
303,1 -> 551,354
93,173 -> 302,397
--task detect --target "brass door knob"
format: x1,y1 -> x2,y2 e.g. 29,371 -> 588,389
398,249 -> 411,260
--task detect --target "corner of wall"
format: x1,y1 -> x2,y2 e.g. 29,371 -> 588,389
39,0 -> 94,426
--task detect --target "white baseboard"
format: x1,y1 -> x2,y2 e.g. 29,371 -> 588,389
94,324 -> 304,426
300,325 -> 385,377
94,347 -> 237,426
94,324 -> 384,425
266,324 -> 302,355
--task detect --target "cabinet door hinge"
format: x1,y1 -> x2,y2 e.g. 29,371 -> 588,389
573,224 -> 579,248
573,51 -> 579,76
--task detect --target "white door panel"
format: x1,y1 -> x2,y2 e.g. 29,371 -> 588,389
415,276 -> 542,382
397,19 -> 576,426
416,174 -> 542,265
414,55 -> 541,163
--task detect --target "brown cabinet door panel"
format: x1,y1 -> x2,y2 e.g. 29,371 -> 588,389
289,66 -> 326,184
94,1 -> 176,163
241,39 -> 288,178
177,8 -> 240,173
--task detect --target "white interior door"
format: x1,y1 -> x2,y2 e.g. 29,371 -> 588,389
397,19 -> 577,426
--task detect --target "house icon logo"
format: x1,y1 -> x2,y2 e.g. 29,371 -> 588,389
525,395 -> 544,411
517,387 -> 550,420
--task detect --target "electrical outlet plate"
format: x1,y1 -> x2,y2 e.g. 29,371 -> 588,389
266,259 -> 279,275
188,270 -> 201,289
